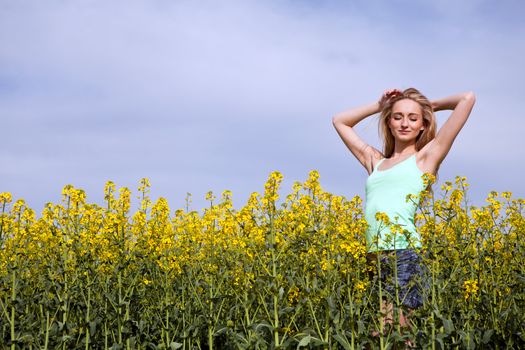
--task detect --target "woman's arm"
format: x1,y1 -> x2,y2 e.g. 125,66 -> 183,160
421,91 -> 476,171
332,90 -> 398,173
431,92 -> 475,112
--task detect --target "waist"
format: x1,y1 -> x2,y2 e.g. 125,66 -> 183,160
366,249 -> 397,262
366,248 -> 422,262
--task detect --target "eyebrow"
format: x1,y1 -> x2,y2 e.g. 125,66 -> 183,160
392,112 -> 421,117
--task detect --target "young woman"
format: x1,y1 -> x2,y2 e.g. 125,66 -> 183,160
332,88 -> 476,335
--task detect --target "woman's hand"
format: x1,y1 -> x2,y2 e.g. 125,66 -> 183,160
378,89 -> 403,110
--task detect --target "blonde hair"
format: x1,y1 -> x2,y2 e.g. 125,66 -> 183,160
379,88 -> 436,158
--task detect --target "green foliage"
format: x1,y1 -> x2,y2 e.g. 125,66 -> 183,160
0,173 -> 524,349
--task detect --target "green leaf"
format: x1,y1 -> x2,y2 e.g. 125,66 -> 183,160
254,321 -> 274,333
436,333 -> 445,350
440,316 -> 454,335
169,342 -> 183,350
16,334 -> 34,344
357,320 -> 366,335
279,306 -> 295,316
89,320 -> 98,336
297,335 -> 311,348
332,333 -> 352,350
482,329 -> 494,344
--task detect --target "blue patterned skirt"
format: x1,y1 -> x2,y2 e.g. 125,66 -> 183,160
368,249 -> 427,309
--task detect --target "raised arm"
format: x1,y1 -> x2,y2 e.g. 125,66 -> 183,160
421,91 -> 476,171
332,90 -> 398,174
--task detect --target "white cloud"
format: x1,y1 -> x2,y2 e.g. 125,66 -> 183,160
1,0 -> 524,211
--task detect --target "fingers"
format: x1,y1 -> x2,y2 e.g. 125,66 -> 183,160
385,89 -> 402,98
379,89 -> 403,107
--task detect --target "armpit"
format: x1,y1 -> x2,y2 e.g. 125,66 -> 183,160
366,149 -> 384,174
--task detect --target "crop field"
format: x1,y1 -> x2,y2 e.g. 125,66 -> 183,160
0,172 -> 524,349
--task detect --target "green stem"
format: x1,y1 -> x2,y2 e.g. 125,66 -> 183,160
377,253 -> 385,350
431,260 -> 436,350
62,277 -> 68,350
182,290 -> 187,350
346,273 -> 355,350
269,209 -> 280,348
85,286 -> 91,350
126,301 -> 131,350
323,301 -> 330,345
308,299 -> 322,340
165,304 -> 170,347
208,281 -> 213,350
118,272 -> 123,345
393,252 -> 401,337
244,291 -> 251,336
10,269 -> 16,350
272,253 -> 280,347
44,310 -> 50,350
104,297 -> 109,350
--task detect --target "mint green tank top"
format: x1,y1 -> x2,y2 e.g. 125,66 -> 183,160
365,154 -> 425,252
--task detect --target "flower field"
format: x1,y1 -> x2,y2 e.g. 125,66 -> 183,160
0,171 -> 524,349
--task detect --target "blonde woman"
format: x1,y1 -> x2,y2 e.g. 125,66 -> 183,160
332,88 -> 476,337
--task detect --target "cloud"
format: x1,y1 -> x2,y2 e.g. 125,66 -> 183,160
1,0 -> 524,211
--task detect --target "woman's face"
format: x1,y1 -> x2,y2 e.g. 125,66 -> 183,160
388,99 -> 425,142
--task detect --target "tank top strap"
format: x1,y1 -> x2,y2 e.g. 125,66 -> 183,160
373,158 -> 386,172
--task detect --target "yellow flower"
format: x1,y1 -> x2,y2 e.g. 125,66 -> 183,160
205,191 -> 215,202
422,173 -> 436,187
355,280 -> 367,293
375,212 -> 390,226
0,192 -> 13,206
501,191 -> 512,201
463,279 -> 479,301
288,285 -> 300,304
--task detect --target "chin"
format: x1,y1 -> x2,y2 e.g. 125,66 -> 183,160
395,134 -> 418,142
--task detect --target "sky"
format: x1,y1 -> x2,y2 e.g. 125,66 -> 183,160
1,0 -> 524,213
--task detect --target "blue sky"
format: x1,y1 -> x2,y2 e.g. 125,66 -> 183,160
1,0 -> 524,212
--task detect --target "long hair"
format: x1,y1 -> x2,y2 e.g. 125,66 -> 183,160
379,88 -> 436,158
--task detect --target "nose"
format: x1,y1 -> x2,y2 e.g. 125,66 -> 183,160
401,118 -> 409,127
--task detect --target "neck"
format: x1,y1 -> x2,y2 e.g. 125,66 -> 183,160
391,142 -> 417,158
